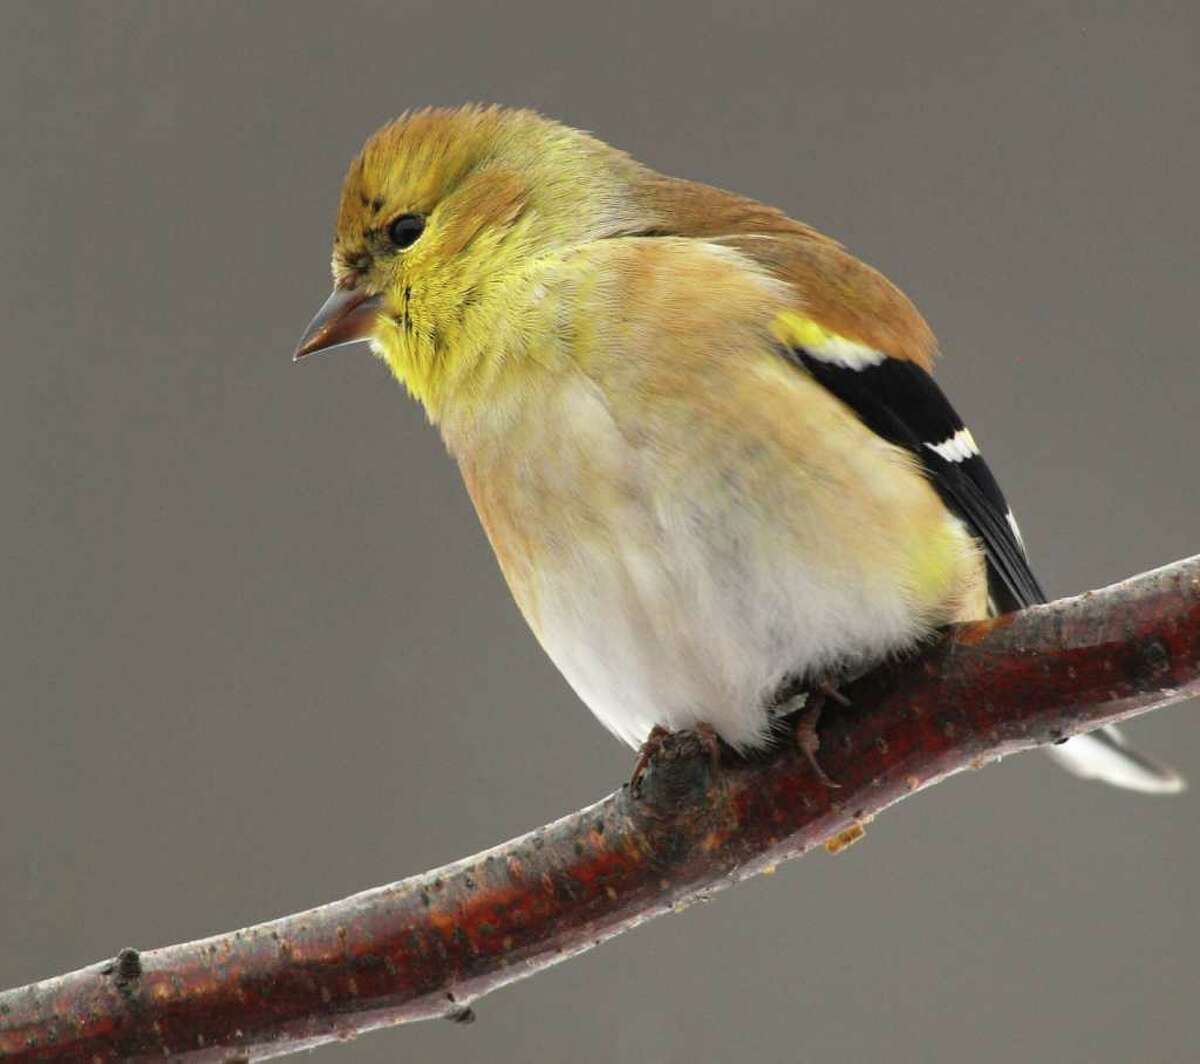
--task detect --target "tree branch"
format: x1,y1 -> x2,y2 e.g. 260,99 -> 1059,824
4,556 -> 1199,1062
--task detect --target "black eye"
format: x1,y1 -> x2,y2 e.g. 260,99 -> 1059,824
387,213 -> 425,249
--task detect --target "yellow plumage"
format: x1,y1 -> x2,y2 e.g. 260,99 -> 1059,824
293,104 -> 1181,790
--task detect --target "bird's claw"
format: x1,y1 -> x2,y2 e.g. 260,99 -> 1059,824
630,724 -> 671,797
789,679 -> 847,788
630,722 -> 722,798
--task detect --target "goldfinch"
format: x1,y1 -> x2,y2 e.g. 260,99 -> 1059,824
295,105 -> 1181,794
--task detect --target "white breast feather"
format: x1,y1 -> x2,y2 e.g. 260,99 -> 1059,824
521,380 -> 950,751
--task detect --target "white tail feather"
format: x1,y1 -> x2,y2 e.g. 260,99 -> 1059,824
1044,725 -> 1186,795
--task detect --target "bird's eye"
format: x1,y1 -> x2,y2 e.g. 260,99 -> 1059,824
387,214 -> 425,250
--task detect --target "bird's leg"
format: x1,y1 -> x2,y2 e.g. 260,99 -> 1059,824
630,722 -> 723,798
787,678 -> 848,788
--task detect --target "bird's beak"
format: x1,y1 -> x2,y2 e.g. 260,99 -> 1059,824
292,287 -> 383,361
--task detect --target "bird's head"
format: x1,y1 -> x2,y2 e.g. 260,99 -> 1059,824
294,105 -> 655,418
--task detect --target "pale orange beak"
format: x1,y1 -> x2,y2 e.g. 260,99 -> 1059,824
292,287 -> 383,361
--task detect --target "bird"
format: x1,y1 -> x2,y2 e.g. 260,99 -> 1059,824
294,104 -> 1182,795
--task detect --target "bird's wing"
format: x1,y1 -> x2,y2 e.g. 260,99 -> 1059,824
781,339 -> 1043,613
717,230 -> 1182,793
716,231 -> 1040,612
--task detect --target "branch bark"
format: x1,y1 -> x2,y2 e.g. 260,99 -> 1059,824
4,556 -> 1199,1062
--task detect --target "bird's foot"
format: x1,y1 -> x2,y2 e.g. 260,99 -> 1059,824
787,678 -> 848,788
629,725 -> 670,796
630,722 -> 722,800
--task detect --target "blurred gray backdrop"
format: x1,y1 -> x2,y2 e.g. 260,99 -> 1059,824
3,2 -> 1198,1062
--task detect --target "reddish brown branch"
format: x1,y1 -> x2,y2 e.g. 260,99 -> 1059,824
4,556 -> 1199,1062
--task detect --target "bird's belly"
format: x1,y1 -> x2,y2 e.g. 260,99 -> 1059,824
458,378 -> 974,753
526,500 -> 926,751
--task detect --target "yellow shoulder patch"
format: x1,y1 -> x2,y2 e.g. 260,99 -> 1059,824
770,311 -> 886,370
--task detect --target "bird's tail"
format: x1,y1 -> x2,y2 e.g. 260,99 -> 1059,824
988,582 -> 1184,795
1043,724 -> 1186,795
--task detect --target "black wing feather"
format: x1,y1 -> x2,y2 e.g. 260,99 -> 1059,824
782,345 -> 1186,791
786,347 -> 1045,612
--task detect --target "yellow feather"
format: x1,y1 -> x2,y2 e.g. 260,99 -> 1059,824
332,106 -> 655,419
302,106 -> 1181,792
316,106 -> 988,749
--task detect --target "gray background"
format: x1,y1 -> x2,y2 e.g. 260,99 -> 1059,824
3,2 -> 1198,1062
